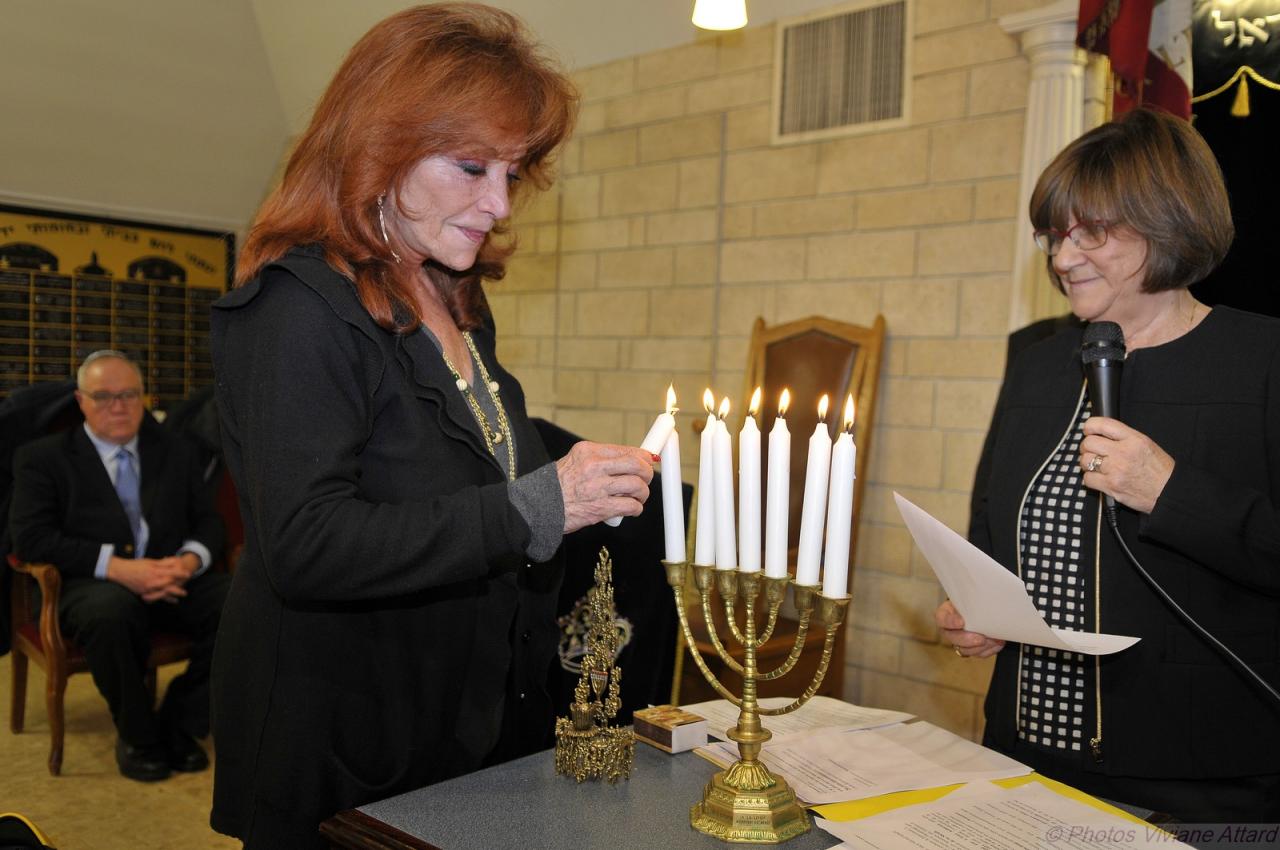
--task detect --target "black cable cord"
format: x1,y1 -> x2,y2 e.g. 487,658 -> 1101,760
1105,508 -> 1280,706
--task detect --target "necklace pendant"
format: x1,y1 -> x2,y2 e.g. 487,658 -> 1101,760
455,377 -> 468,392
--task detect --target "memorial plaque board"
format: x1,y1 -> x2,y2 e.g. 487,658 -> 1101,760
0,203 -> 231,406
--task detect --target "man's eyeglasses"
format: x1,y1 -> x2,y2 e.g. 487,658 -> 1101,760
1033,220 -> 1110,256
85,389 -> 143,406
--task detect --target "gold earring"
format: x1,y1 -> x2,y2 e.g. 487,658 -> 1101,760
377,195 -> 402,264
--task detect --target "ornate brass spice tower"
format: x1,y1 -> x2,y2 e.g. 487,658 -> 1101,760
555,548 -> 634,784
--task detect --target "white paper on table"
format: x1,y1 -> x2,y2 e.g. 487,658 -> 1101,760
893,492 -> 1139,655
816,780 -> 1192,850
681,696 -> 913,742
696,721 -> 1029,805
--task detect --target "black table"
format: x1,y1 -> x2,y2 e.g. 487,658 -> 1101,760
321,743 -> 840,850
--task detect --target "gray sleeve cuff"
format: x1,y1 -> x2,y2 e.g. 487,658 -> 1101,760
508,461 -> 564,563
95,543 -> 113,580
178,540 -> 213,577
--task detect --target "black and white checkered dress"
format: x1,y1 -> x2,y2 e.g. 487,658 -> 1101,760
1016,394 -> 1095,753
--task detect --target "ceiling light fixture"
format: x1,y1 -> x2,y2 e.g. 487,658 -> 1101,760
692,0 -> 748,31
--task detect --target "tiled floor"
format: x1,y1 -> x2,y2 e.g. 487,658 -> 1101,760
0,653 -> 238,850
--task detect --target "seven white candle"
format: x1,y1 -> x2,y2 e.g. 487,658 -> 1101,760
606,384 -> 677,527
795,394 -> 831,587
658,388 -> 685,563
737,387 -> 763,572
764,388 -> 792,579
693,389 -> 718,566
712,397 -> 738,570
821,395 -> 856,599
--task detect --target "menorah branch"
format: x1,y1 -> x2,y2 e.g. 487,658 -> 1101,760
756,604 -> 783,644
669,584 -> 742,705
754,612 -> 812,682
753,574 -> 791,644
700,586 -> 746,673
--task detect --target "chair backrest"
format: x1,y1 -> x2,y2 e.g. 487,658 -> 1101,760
742,315 -> 885,576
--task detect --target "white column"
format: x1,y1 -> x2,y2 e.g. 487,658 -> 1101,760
1000,0 -> 1091,330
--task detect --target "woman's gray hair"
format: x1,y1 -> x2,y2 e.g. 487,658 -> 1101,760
77,350 -> 144,389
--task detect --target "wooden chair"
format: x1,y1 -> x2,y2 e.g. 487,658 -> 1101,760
7,553 -> 194,775
673,314 -> 885,705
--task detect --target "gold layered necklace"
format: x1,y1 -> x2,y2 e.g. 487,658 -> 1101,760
439,331 -> 517,481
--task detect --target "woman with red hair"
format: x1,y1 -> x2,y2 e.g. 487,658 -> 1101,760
208,6 -> 654,846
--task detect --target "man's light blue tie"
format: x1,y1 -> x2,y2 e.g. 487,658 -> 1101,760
114,447 -> 143,555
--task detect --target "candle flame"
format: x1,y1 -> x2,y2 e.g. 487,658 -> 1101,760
748,386 -> 762,417
817,393 -> 829,420
778,388 -> 791,417
718,396 -> 731,419
666,383 -> 678,414
843,394 -> 855,432
703,388 -> 715,414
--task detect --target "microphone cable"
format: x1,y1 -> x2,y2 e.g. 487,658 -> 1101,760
1104,510 -> 1280,707
1082,321 -> 1279,705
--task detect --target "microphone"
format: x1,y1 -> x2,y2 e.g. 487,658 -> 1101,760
1081,321 -> 1125,519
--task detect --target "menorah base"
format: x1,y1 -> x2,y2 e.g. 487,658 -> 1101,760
689,762 -> 810,844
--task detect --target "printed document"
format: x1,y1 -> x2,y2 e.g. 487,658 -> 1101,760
681,696 -> 912,742
817,780 -> 1191,849
894,492 -> 1139,655
697,721 -> 1029,805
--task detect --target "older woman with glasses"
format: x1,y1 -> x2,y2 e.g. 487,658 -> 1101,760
208,6 -> 654,847
936,108 -> 1280,822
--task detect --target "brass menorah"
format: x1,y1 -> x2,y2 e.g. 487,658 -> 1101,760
664,561 -> 850,844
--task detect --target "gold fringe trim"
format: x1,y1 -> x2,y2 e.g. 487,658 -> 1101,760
1232,76 -> 1250,117
1192,66 -> 1280,118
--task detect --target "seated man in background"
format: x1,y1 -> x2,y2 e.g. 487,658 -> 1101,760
9,350 -> 227,782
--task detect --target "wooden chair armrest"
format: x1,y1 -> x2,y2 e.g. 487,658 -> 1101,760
9,558 -> 68,657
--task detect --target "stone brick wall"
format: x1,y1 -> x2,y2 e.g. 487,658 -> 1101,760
495,0 -> 1055,741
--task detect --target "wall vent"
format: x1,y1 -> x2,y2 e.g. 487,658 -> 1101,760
772,0 -> 911,144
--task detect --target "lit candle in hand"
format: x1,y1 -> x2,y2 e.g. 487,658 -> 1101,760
606,384 -> 677,527
795,394 -> 831,587
822,395 -> 856,598
738,387 -> 762,573
713,396 -> 738,570
692,390 -> 718,566
658,386 -> 685,563
640,384 -> 678,453
764,388 -> 791,579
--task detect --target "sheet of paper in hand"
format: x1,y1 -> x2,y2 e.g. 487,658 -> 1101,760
894,492 -> 1139,655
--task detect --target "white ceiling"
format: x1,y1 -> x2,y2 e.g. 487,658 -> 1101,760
0,0 -> 837,232
251,0 -> 843,130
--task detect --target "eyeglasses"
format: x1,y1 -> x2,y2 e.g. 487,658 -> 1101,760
85,389 -> 143,407
1033,220 -> 1111,256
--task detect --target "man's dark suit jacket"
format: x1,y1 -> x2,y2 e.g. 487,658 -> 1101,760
9,418 -> 224,575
